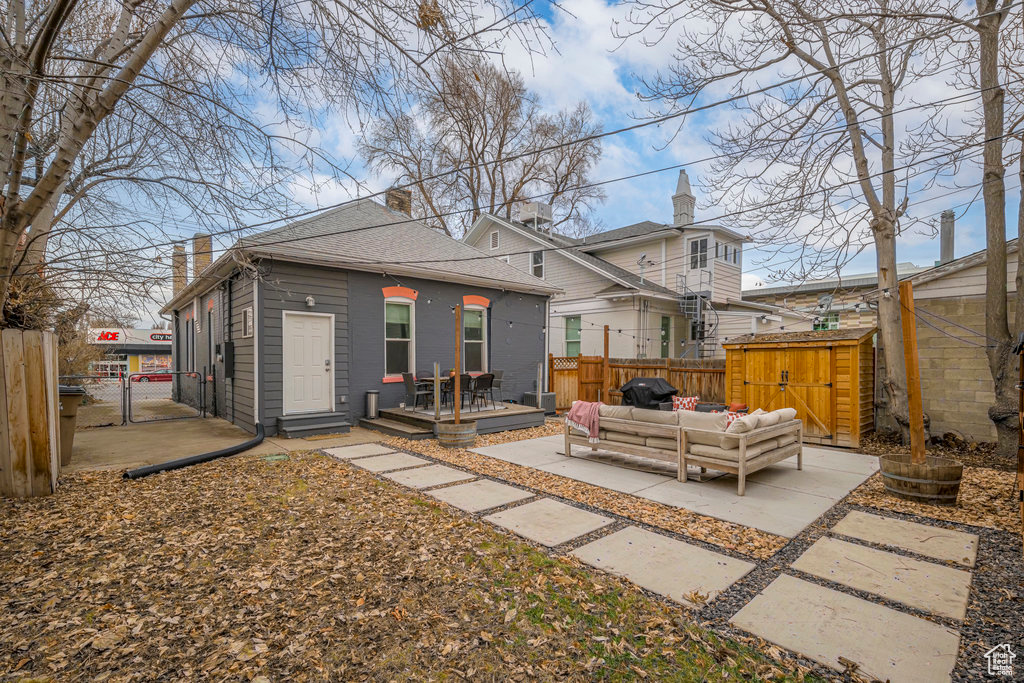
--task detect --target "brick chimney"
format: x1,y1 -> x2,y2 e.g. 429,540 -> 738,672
939,209 -> 955,265
385,188 -> 412,216
192,233 -> 212,281
172,244 -> 187,295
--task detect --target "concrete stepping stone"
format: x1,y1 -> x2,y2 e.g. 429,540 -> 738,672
324,443 -> 395,459
351,452 -> 428,472
571,526 -> 755,607
731,574 -> 960,683
484,498 -> 612,547
470,436 -> 567,468
792,536 -> 972,620
832,510 -> 978,567
382,464 -> 475,489
428,479 -> 533,512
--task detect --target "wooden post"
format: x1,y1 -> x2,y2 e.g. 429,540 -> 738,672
548,353 -> 554,393
454,305 -> 461,425
433,361 -> 440,421
898,281 -> 926,464
602,325 -> 610,402
536,362 -> 543,408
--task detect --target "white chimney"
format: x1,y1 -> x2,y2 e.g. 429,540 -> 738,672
672,169 -> 695,226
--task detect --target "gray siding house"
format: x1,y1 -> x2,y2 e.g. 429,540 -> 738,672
161,193 -> 558,437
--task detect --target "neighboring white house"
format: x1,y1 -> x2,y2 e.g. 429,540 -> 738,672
463,170 -> 795,359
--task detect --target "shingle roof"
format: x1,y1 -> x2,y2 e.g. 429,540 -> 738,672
578,221 -> 671,246
723,327 -> 877,345
237,199 -> 559,295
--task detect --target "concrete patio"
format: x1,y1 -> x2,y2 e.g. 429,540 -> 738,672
469,435 -> 878,537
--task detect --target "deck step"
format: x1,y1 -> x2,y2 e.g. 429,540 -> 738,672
359,417 -> 433,440
277,419 -> 352,439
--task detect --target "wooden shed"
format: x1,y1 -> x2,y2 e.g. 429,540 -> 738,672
722,328 -> 876,448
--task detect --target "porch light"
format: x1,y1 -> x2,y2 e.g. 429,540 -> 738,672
305,296 -> 316,308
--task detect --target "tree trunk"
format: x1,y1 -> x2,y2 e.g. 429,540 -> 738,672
874,217 -> 912,441
978,5 -> 1016,459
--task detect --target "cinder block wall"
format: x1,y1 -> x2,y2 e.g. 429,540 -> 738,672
876,295 -> 1009,442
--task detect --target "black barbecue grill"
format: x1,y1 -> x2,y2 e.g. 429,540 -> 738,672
619,377 -> 678,410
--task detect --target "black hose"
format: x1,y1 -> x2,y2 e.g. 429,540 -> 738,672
123,422 -> 265,480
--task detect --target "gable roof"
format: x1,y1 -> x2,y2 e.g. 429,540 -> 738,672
901,238 -> 1018,288
468,214 -> 681,299
576,221 -> 751,253
163,200 -> 559,313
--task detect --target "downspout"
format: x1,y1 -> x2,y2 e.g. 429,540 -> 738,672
543,296 -> 550,390
253,276 -> 260,427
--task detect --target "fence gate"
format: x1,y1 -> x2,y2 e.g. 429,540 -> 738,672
548,356 -> 579,410
578,355 -> 604,403
127,371 -> 205,423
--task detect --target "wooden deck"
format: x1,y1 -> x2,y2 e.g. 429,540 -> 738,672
361,402 -> 546,439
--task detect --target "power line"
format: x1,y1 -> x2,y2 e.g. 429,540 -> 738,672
50,2 -> 1019,261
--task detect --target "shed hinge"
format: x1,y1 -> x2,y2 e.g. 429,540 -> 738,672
743,380 -> 749,385
825,382 -> 833,387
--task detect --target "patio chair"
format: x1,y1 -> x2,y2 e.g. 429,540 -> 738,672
402,372 -> 433,411
491,369 -> 504,403
471,373 -> 495,410
440,375 -> 474,411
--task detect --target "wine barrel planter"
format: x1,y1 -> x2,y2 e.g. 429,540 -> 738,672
436,419 -> 477,449
879,453 -> 963,506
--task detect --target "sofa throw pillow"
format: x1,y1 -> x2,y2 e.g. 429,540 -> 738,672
719,409 -> 763,448
711,410 -> 743,427
672,395 -> 700,411
758,410 -> 782,427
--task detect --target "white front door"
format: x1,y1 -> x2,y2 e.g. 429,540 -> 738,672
283,312 -> 333,414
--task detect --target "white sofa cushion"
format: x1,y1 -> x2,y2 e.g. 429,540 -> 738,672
690,439 -> 779,462
632,408 -> 681,425
758,410 -> 782,427
720,409 -> 763,448
678,411 -> 728,446
598,405 -> 634,420
601,430 -> 647,445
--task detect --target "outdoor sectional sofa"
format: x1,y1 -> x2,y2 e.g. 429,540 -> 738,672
564,404 -> 803,495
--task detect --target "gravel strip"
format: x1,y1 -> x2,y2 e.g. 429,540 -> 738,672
386,436 -> 788,560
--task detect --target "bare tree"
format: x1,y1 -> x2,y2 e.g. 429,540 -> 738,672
0,0 -> 548,326
620,0 -> 956,440
905,1 -> 1024,456
361,56 -> 605,238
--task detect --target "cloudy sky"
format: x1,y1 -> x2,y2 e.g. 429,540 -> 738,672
295,0 -> 1019,293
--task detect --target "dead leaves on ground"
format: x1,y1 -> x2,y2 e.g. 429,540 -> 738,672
847,466 -> 1017,531
0,453 -> 803,681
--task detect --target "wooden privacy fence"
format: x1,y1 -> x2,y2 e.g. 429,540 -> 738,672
548,353 -> 726,410
0,330 -> 60,498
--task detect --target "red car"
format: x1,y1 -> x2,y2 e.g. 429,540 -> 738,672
131,370 -> 172,382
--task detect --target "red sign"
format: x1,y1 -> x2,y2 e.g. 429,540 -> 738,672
97,331 -> 119,341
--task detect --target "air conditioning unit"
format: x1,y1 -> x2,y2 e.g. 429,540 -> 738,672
520,202 -> 553,226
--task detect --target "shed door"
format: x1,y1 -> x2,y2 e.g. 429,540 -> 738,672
742,346 -> 834,442
283,312 -> 333,414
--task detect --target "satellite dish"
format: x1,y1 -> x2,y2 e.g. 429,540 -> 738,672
817,294 -> 834,311
637,253 -> 647,265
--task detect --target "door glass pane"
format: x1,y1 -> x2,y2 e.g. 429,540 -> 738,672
385,340 -> 410,375
464,342 -> 483,372
660,316 -> 671,358
385,303 -> 411,339
464,309 -> 484,341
